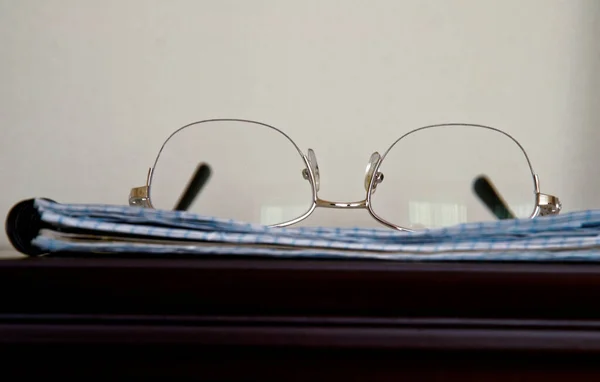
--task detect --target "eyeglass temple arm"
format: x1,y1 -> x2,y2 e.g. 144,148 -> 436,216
173,163 -> 212,211
129,162 -> 212,210
473,175 -> 516,220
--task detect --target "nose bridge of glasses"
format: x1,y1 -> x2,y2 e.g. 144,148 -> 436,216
299,149 -> 370,210
315,198 -> 367,209
300,150 -> 387,210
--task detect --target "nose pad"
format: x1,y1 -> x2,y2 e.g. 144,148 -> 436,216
301,148 -> 320,192
364,152 -> 384,193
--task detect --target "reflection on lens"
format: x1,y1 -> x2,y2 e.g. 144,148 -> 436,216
149,120 -> 314,225
369,124 -> 536,229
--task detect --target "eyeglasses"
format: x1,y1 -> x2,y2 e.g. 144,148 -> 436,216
129,119 -> 561,231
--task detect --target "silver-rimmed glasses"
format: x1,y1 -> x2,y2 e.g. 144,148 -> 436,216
129,119 -> 561,231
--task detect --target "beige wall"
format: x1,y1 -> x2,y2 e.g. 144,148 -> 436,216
1,0 -> 599,246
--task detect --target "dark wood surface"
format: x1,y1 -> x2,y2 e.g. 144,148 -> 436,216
2,253 -> 600,379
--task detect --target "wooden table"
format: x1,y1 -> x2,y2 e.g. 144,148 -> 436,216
1,251 -> 600,380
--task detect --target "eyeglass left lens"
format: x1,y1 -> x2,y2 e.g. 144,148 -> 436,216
149,120 -> 314,226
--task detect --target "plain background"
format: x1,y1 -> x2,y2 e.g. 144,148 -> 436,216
1,0 -> 599,248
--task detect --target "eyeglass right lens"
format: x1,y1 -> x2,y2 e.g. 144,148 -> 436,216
149,120 -> 314,226
369,124 -> 537,229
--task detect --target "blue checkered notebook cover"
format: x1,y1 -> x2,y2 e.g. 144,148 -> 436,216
28,198 -> 600,261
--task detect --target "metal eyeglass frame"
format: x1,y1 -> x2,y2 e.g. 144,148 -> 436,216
129,119 -> 562,231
